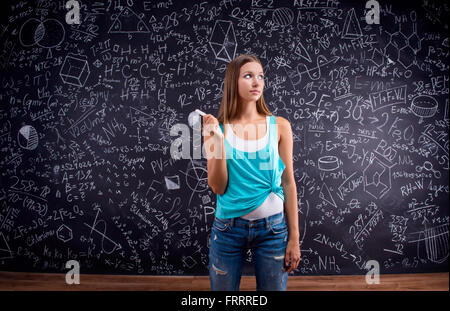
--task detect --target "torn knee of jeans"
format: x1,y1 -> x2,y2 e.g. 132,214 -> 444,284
212,264 -> 227,275
274,255 -> 285,261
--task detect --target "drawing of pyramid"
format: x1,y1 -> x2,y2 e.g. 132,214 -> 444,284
109,7 -> 150,33
341,8 -> 362,39
209,20 -> 237,62
294,41 -> 312,63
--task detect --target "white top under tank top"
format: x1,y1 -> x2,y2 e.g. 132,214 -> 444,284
225,116 -> 284,220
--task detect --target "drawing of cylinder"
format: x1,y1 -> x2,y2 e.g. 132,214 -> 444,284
422,224 -> 449,264
318,156 -> 339,171
410,95 -> 438,123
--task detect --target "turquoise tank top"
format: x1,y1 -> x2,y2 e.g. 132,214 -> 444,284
216,115 -> 285,219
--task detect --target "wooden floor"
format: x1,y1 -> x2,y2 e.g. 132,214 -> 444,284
0,271 -> 448,291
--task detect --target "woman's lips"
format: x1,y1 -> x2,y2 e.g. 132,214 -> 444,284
250,90 -> 260,94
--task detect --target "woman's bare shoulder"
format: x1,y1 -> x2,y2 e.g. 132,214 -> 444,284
274,116 -> 291,142
275,115 -> 291,129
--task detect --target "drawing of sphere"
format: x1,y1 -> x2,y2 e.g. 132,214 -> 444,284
19,18 -> 65,48
410,95 -> 438,118
18,125 -> 39,150
272,8 -> 294,26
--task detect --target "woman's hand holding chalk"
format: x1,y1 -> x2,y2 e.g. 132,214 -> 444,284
195,109 -> 223,138
195,109 -> 206,116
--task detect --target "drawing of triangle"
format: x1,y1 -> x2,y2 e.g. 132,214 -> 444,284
216,46 -> 231,62
225,23 -> 236,43
109,19 -> 122,33
260,50 -> 267,59
165,176 -> 180,190
130,107 -> 153,124
209,42 -> 222,56
319,183 -> 337,208
0,232 -> 13,259
341,8 -> 362,39
295,41 -> 312,63
108,7 -> 150,33
137,20 -> 148,32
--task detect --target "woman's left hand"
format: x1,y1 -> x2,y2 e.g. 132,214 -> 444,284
284,239 -> 301,274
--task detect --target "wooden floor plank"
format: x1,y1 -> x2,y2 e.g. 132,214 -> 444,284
0,271 -> 447,291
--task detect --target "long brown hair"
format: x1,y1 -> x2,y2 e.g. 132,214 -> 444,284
217,54 -> 272,125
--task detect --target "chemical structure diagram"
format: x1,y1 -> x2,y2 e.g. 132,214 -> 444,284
376,21 -> 423,69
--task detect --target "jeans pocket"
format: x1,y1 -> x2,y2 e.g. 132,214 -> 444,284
212,217 -> 231,232
269,217 -> 287,235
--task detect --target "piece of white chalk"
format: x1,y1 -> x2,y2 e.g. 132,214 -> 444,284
193,109 -> 223,138
195,109 -> 206,116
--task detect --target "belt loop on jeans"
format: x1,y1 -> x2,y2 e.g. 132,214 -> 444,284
264,217 -> 270,230
230,217 -> 235,228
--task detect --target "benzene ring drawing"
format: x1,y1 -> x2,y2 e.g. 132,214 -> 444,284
363,155 -> 393,199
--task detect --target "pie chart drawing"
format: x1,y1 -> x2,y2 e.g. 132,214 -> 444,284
18,125 -> 39,150
184,166 -> 208,193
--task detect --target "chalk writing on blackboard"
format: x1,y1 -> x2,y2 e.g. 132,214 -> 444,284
0,0 -> 448,276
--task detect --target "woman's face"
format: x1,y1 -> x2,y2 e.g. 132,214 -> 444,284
237,61 -> 264,104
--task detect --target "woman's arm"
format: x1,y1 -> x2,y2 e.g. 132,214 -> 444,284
203,114 -> 228,195
277,116 -> 301,273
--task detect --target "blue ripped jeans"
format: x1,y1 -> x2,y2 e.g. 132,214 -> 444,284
209,212 -> 288,291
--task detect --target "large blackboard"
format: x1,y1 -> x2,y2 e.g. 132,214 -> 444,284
0,0 -> 448,276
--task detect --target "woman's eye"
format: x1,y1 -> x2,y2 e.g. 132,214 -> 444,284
243,74 -> 264,79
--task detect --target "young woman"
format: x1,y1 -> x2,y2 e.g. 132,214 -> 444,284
202,54 -> 300,291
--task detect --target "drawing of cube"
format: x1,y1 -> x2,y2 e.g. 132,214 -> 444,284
209,20 -> 237,62
60,54 -> 90,87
